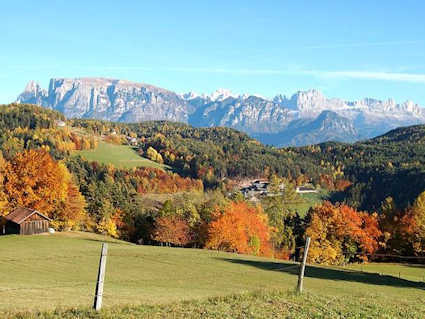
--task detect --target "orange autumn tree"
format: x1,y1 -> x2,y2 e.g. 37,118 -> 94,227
153,215 -> 193,246
404,191 -> 425,255
379,196 -> 418,256
4,149 -> 67,214
305,201 -> 381,265
205,201 -> 273,257
3,149 -> 86,229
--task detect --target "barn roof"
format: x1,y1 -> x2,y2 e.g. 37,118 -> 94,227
3,207 -> 51,224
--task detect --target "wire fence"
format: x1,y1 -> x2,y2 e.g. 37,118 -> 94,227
2,240 -> 425,307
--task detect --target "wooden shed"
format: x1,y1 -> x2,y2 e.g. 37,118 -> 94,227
1,207 -> 51,235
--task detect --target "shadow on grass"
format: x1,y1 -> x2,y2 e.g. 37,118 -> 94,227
218,258 -> 425,290
404,263 -> 425,270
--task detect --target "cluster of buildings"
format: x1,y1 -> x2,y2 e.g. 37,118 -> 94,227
239,179 -> 317,201
125,135 -> 139,146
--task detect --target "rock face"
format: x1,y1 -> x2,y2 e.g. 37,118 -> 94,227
188,95 -> 293,134
18,81 -> 47,106
17,78 -> 425,146
17,78 -> 190,122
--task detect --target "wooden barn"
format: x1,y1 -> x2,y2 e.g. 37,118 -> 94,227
1,207 -> 51,235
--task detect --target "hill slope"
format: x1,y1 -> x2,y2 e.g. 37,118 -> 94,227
2,103 -> 425,211
297,124 -> 425,210
1,232 -> 424,317
68,116 -> 425,211
75,140 -> 166,170
367,124 -> 425,145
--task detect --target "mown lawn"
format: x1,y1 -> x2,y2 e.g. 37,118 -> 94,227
1,232 -> 425,318
75,141 -> 166,170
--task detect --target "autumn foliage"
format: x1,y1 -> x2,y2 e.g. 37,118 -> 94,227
153,216 -> 193,246
305,201 -> 381,265
205,201 -> 273,257
2,149 -> 86,229
134,168 -> 203,194
379,194 -> 425,256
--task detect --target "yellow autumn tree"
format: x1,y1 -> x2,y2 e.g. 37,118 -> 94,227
305,202 -> 381,265
0,152 -> 8,214
146,146 -> 163,164
411,191 -> 425,253
52,163 -> 87,230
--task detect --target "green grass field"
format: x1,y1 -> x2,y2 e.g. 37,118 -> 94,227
1,232 -> 425,318
75,141 -> 166,170
287,189 -> 330,216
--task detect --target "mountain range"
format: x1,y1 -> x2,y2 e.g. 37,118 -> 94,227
16,77 -> 425,146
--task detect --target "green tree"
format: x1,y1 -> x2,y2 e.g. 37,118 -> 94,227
263,177 -> 302,251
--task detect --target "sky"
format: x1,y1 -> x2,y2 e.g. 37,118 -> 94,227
1,0 -> 425,104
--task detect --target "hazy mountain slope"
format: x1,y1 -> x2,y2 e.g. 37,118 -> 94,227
366,124 -> 425,145
256,111 -> 359,146
188,95 -> 294,133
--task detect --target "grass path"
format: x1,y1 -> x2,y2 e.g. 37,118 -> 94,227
1,232 -> 425,317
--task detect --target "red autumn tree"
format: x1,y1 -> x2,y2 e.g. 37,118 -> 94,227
205,201 -> 273,257
153,215 -> 193,247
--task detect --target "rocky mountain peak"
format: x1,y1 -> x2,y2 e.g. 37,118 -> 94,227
181,91 -> 200,100
208,88 -> 237,101
17,80 -> 47,105
15,77 -> 425,146
23,80 -> 40,93
18,77 -> 189,122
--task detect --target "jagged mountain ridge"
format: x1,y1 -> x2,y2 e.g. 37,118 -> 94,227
16,77 -> 425,146
19,78 -> 191,123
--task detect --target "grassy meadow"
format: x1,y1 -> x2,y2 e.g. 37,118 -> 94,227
1,232 -> 425,318
75,141 -> 166,170
288,189 -> 330,216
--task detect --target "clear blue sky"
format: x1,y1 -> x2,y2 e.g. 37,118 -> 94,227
1,0 -> 425,104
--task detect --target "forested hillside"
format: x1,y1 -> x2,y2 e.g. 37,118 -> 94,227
2,103 -> 425,264
295,125 -> 425,211
70,119 -> 333,185
71,118 -> 425,213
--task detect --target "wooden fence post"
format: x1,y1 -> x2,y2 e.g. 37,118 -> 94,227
297,237 -> 311,294
94,243 -> 108,311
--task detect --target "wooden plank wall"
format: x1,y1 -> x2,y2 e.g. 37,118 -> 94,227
20,220 -> 49,235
